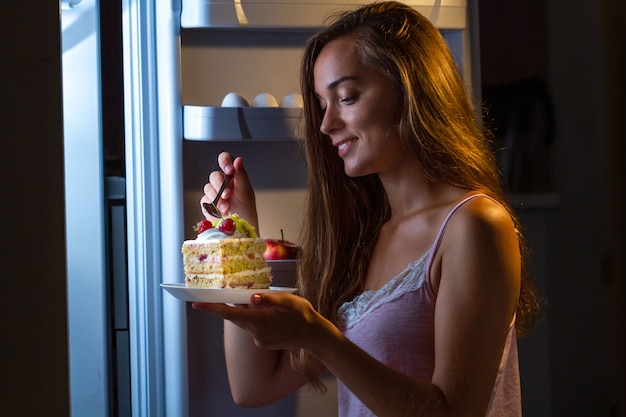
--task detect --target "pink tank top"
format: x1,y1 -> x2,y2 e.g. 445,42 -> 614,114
337,194 -> 522,416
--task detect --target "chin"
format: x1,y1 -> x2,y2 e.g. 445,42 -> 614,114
342,161 -> 373,178
342,165 -> 361,178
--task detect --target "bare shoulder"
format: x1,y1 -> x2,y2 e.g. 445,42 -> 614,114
431,194 -> 520,294
449,195 -> 516,239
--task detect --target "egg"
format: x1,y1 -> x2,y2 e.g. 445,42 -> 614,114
221,92 -> 250,107
252,93 -> 279,107
280,93 -> 304,108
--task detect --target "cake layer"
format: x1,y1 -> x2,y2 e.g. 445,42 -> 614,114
182,237 -> 272,289
185,270 -> 272,289
183,254 -> 268,274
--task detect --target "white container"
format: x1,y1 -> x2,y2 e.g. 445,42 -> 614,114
183,105 -> 302,141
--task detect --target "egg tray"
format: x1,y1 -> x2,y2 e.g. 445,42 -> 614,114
184,105 -> 302,141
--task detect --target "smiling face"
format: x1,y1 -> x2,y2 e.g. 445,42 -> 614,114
313,36 -> 405,178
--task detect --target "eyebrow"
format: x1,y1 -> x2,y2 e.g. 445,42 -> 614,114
315,75 -> 358,98
327,75 -> 357,90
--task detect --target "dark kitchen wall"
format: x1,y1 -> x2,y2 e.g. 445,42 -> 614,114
0,1 -> 70,416
479,1 -> 626,416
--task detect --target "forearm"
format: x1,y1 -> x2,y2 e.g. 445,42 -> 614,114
308,326 -> 455,417
223,321 -> 304,406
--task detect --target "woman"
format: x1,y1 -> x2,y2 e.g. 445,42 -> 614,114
195,2 -> 538,416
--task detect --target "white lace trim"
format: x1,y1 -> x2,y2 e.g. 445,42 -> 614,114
338,250 -> 431,330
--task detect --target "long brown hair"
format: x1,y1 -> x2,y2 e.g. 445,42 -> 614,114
293,1 -> 539,386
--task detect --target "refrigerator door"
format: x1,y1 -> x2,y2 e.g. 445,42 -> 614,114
62,0 -> 109,415
121,0 -> 181,416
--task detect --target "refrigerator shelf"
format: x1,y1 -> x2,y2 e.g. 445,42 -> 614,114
183,105 -> 302,141
181,0 -> 467,30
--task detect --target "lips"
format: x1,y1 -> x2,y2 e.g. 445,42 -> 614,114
334,137 -> 357,157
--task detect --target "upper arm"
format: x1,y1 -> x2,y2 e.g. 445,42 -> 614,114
431,197 -> 521,414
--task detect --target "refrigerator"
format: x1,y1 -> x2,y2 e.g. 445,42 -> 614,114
61,0 -> 479,416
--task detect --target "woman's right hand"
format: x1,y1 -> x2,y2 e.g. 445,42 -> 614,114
201,152 -> 259,232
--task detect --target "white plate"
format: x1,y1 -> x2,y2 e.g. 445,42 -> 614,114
161,283 -> 297,304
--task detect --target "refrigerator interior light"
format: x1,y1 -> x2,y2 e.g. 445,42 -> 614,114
234,0 -> 249,25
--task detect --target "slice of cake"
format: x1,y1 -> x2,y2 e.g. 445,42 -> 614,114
182,214 -> 272,289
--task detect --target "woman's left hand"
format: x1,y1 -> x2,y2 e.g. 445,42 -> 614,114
192,293 -> 328,352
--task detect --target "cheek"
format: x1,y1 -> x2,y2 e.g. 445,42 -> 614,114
369,111 -> 401,140
368,94 -> 402,128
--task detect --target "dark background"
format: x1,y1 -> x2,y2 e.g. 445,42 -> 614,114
479,1 -> 625,416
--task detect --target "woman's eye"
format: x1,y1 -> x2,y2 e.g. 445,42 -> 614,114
340,96 -> 355,104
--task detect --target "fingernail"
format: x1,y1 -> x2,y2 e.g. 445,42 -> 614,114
224,164 -> 233,174
251,294 -> 262,305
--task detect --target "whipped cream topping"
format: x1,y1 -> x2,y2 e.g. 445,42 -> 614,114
196,228 -> 245,241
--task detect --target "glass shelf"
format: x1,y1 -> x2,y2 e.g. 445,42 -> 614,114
181,0 -> 468,30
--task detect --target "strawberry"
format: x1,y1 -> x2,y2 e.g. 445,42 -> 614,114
219,218 -> 236,235
194,219 -> 213,234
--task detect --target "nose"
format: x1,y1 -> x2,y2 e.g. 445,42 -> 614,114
319,104 -> 342,136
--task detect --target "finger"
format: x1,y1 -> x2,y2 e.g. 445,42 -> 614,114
207,152 -> 236,202
215,156 -> 247,199
216,156 -> 255,213
217,151 -> 236,174
208,170 -> 230,189
250,293 -> 293,313
203,170 -> 229,206
231,157 -> 258,209
208,156 -> 240,197
231,156 -> 250,184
